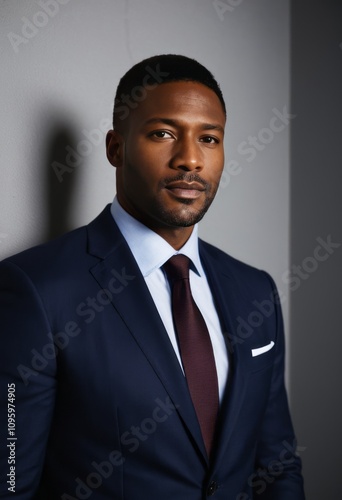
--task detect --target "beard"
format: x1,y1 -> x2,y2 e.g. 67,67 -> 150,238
152,175 -> 219,227
153,196 -> 214,227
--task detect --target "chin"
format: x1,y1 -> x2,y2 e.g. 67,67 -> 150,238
160,207 -> 208,228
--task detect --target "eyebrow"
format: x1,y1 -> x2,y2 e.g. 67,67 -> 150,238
143,117 -> 225,134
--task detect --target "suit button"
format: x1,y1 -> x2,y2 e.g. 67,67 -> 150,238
207,480 -> 218,496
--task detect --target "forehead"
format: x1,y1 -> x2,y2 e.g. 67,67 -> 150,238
126,81 -> 226,129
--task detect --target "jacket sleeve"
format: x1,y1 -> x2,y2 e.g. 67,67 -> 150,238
0,260 -> 56,499
252,272 -> 305,499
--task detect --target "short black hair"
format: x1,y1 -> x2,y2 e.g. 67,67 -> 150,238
113,54 -> 226,129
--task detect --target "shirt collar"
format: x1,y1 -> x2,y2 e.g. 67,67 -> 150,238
110,196 -> 204,278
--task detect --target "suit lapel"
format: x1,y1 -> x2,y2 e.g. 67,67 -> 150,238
86,206 -> 208,463
199,242 -> 249,466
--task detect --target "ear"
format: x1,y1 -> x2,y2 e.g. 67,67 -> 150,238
106,130 -> 124,168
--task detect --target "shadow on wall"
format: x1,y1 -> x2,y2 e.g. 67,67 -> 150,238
42,122 -> 81,242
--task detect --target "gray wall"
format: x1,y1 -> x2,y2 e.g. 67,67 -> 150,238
290,1 -> 342,498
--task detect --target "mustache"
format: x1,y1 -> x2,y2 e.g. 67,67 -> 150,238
161,173 -> 210,190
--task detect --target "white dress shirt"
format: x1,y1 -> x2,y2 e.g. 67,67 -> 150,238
110,197 -> 228,403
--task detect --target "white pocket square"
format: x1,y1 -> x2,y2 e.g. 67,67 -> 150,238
251,341 -> 275,357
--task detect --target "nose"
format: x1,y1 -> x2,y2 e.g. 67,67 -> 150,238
170,136 -> 204,172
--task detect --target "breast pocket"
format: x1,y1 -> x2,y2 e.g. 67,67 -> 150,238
249,340 -> 275,373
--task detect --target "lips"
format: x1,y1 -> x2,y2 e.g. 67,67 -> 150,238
166,181 -> 205,191
165,181 -> 206,200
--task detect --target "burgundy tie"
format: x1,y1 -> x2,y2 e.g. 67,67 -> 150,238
163,254 -> 219,457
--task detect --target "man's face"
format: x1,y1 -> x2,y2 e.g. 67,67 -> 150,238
108,80 -> 225,236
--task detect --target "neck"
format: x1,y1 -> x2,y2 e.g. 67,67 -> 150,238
116,194 -> 195,250
150,226 -> 194,250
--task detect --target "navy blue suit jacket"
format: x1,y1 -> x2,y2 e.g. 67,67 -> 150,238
0,206 -> 305,499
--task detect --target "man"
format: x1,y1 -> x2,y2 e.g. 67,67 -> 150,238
0,55 -> 305,499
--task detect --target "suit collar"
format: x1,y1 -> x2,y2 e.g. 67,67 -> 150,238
87,204 -> 123,260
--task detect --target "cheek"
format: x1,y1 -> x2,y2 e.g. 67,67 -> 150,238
207,157 -> 225,185
124,142 -> 168,185
123,154 -> 159,195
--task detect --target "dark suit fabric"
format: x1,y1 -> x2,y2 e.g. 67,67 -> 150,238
0,205 -> 305,499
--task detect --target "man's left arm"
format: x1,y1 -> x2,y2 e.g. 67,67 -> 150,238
252,273 -> 305,499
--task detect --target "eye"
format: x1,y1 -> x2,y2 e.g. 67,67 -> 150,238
200,136 -> 219,144
149,130 -> 173,139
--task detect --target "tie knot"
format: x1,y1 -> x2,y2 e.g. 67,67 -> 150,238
163,254 -> 190,281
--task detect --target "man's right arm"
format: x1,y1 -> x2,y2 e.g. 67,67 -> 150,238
0,260 -> 56,499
